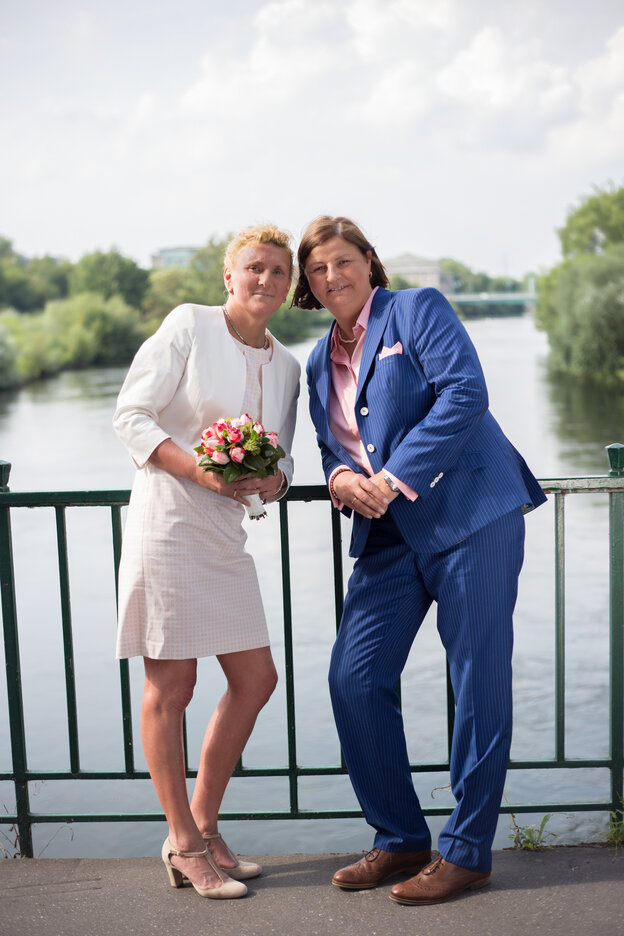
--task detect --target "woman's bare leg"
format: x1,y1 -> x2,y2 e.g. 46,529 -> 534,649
141,656 -> 222,889
191,646 -> 277,867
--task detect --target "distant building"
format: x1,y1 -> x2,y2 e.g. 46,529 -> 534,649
383,253 -> 454,295
151,246 -> 200,269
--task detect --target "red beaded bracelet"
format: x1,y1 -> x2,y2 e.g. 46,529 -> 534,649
329,467 -> 352,500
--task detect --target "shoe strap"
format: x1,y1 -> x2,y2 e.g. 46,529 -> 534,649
168,844 -> 208,859
203,832 -> 238,864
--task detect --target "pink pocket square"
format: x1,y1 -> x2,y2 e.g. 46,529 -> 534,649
378,341 -> 403,361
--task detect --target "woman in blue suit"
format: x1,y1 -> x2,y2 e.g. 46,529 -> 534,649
294,216 -> 546,906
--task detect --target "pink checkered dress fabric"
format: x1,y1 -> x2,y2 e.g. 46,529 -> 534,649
114,305 -> 296,660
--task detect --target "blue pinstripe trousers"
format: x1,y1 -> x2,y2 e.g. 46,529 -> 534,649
328,507 -> 525,873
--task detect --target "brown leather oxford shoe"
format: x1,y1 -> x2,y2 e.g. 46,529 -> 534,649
389,855 -> 491,905
332,847 -> 432,890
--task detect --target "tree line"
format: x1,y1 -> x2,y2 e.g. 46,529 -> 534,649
0,232 -> 528,391
0,237 -> 319,390
536,183 -> 624,383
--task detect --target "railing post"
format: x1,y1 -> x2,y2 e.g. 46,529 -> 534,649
0,461 -> 33,856
606,444 -> 624,811
279,498 -> 299,814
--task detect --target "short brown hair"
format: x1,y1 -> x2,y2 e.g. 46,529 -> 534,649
224,224 -> 294,277
292,216 -> 389,310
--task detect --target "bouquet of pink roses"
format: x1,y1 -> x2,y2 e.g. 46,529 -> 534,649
194,414 -> 286,519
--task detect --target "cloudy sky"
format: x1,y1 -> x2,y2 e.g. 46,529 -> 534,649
2,0 -> 623,277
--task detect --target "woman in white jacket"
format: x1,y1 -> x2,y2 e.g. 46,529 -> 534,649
113,224 -> 300,899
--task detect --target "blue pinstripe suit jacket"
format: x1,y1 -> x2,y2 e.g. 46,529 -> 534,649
306,287 -> 546,557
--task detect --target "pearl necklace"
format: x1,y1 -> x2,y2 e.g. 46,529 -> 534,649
337,325 -> 357,344
223,305 -> 268,349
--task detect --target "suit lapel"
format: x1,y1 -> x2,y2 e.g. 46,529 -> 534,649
315,328 -> 333,414
311,326 -> 360,472
356,288 -> 394,404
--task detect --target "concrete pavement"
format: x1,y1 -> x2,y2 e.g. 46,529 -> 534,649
0,845 -> 623,936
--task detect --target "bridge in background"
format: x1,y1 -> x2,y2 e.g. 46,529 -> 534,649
449,292 -> 536,306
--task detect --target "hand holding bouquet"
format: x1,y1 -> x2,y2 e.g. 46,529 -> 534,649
194,414 -> 286,519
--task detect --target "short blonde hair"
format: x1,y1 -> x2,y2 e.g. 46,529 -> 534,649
224,224 -> 294,277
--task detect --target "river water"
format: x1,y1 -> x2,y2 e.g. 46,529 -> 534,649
0,313 -> 621,858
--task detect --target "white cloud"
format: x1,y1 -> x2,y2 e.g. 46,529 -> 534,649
345,0 -> 455,62
181,1 -> 343,117
2,0 -> 624,276
435,27 -> 577,148
546,25 -> 624,164
67,9 -> 97,43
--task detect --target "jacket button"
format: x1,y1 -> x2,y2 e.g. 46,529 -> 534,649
360,406 -> 369,416
430,481 -> 435,488
366,443 -> 376,453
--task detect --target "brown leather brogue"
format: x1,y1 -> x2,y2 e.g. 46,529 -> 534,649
332,847 -> 432,890
389,855 -> 491,905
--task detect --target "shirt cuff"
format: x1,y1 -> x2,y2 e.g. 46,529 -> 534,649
384,470 -> 418,501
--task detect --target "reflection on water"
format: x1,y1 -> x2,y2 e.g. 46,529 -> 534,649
546,370 -> 624,474
0,315 -> 620,858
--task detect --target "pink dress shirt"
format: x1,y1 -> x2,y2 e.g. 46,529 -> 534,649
328,288 -> 418,508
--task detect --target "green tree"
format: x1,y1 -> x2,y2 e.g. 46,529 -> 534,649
440,258 -> 489,294
558,183 -> 624,258
537,183 -> 624,382
0,237 -> 15,260
0,292 -> 149,385
47,292 -> 148,367
0,239 -> 72,313
142,238 -> 229,325
69,249 -> 149,307
26,255 -> 71,307
143,266 -> 196,321
0,309 -> 59,380
268,302 -> 311,344
0,264 -> 39,312
541,244 -> 624,381
389,274 -> 412,290
440,258 -> 522,317
186,237 -> 229,305
0,321 -> 17,388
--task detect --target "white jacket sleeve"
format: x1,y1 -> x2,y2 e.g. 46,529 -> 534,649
113,306 -> 194,468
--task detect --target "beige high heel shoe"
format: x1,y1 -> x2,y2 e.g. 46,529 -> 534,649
161,837 -> 248,899
203,832 -> 263,881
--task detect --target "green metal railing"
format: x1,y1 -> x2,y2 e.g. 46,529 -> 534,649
1,446 -> 623,858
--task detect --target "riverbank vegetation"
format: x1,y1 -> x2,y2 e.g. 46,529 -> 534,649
536,183 -> 624,383
0,231 -> 524,391
0,236 -> 325,390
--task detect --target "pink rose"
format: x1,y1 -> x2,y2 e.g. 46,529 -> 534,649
253,422 -> 265,435
230,446 -> 246,464
201,427 -> 220,452
265,432 -> 279,448
226,425 -> 243,444
232,413 -> 252,428
210,450 -> 230,465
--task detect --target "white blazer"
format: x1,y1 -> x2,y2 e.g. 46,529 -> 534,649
113,303 -> 301,485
